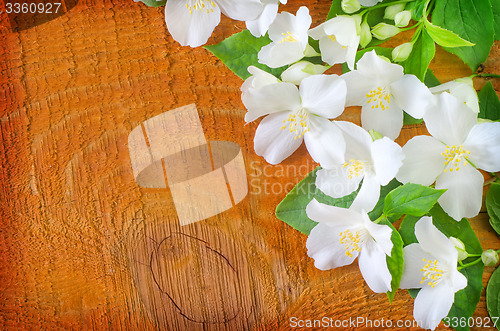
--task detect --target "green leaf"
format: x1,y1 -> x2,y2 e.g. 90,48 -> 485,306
383,183 -> 446,219
486,266 -> 500,329
424,68 -> 441,88
425,21 -> 475,48
487,182 -> 500,236
399,205 -> 484,331
407,0 -> 427,20
478,81 -> 500,121
494,0 -> 500,40
327,0 -> 343,20
204,30 -> 286,80
135,0 -> 167,7
403,29 -> 435,81
432,0 -> 495,71
381,219 -> 404,303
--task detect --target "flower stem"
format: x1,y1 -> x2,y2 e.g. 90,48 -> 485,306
458,257 -> 482,270
471,73 -> 500,79
374,214 -> 387,224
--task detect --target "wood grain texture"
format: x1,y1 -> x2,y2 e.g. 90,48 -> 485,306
0,1 -> 498,330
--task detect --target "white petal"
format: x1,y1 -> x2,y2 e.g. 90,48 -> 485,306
413,283 -> 455,330
362,213 -> 393,256
450,268 -> 467,292
316,166 -> 363,199
217,0 -> 262,21
396,136 -> 445,186
334,121 -> 372,160
306,198 -> 363,226
400,243 -> 433,289
361,102 -> 403,140
390,75 -> 435,119
253,112 -> 303,164
463,122 -> 500,172
356,50 -> 403,82
342,70 -> 378,106
242,82 -> 300,122
241,66 -> 279,93
306,223 -> 357,270
371,137 -> 404,186
299,75 -> 347,118
245,3 -> 279,37
358,240 -> 392,293
423,92 -> 477,145
268,7 -> 310,46
414,217 -> 457,264
280,61 -> 328,85
322,16 -> 358,46
430,79 -> 479,114
258,41 -> 305,68
304,117 -> 346,167
165,1 -> 221,47
435,162 -> 484,221
350,174 -> 380,212
293,6 -> 312,46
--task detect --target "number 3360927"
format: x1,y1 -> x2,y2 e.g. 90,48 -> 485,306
5,3 -> 62,14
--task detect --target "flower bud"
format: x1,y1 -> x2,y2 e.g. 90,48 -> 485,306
342,0 -> 361,14
359,21 -> 372,48
449,237 -> 468,262
281,61 -> 328,85
395,10 -> 411,27
371,23 -> 400,40
384,3 -> 406,20
482,249 -> 499,266
392,42 -> 413,62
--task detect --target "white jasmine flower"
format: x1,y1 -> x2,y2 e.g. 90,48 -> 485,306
429,77 -> 479,114
242,74 -> 347,166
396,92 -> 500,220
306,199 -> 393,293
341,0 -> 361,14
400,217 -> 467,330
280,61 -> 328,85
309,15 -> 360,70
392,42 -> 413,62
316,121 -> 404,212
342,50 -> 434,139
258,7 -> 311,68
394,10 -> 411,27
246,0 -> 287,38
165,0 -> 262,47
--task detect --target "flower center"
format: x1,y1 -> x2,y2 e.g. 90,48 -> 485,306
366,86 -> 391,111
420,258 -> 446,288
279,32 -> 298,43
441,144 -> 471,173
342,159 -> 365,179
280,108 -> 310,140
327,35 -> 347,49
339,229 -> 367,257
185,0 -> 216,14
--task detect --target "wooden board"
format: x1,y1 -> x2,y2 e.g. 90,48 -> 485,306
0,0 -> 499,330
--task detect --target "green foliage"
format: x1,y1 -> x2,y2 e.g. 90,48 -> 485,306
399,205 -> 484,331
327,0 -> 343,20
381,219 -> 404,303
424,21 -> 475,48
494,0 -> 500,40
478,82 -> 500,121
204,30 -> 286,80
407,0 -> 427,20
383,183 -> 445,220
403,29 -> 435,81
487,183 -> 500,236
486,266 -> 500,330
432,0 -> 495,71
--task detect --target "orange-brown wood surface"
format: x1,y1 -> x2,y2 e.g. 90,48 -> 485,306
0,1 -> 499,330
